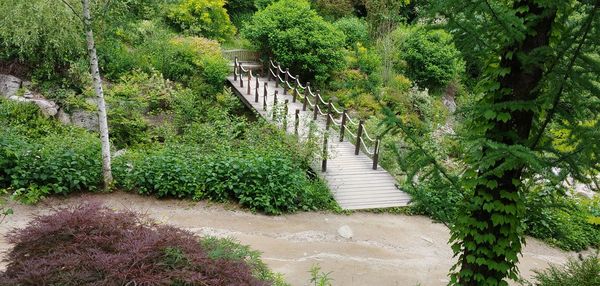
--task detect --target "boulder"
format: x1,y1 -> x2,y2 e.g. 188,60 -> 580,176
71,109 -> 99,131
0,74 -> 22,97
32,99 -> 59,117
337,225 -> 353,239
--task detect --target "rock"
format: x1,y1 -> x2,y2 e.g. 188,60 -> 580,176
71,109 -> 99,131
442,93 -> 456,113
0,74 -> 22,97
337,225 -> 353,239
23,91 -> 34,98
113,149 -> 127,158
575,189 -> 596,199
57,110 -> 71,124
32,99 -> 59,117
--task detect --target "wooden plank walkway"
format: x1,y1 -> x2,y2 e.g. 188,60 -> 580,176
227,64 -> 410,210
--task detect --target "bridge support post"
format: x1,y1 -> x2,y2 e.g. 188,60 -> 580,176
372,138 -> 380,170
294,109 -> 300,136
255,77 -> 259,102
340,110 -> 347,142
355,120 -> 364,155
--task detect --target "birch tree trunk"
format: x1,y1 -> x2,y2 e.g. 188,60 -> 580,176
82,0 -> 112,188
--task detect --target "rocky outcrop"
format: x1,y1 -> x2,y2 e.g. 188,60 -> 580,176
0,74 -> 21,97
1,73 -> 98,131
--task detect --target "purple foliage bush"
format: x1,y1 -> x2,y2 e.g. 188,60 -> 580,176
0,203 -> 269,286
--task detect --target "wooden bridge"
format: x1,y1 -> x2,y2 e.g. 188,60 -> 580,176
223,51 -> 410,210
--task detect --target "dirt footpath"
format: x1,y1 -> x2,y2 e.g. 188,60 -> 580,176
0,192 -> 575,286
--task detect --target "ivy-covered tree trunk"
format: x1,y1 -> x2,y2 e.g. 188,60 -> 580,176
451,1 -> 556,285
82,0 -> 112,188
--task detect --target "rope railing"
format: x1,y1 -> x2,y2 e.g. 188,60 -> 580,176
246,57 -> 384,171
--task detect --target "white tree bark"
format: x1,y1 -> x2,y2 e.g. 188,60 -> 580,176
82,0 -> 112,188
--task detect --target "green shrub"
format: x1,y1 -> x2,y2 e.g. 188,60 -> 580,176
0,0 -> 84,76
404,179 -> 464,223
243,0 -> 346,84
0,99 -> 64,138
114,144 -> 335,215
166,0 -> 236,42
314,0 -> 355,19
524,189 -> 600,251
334,17 -> 369,48
530,253 -> 600,286
393,26 -> 464,90
1,130 -> 102,198
200,237 -> 290,285
253,0 -> 276,10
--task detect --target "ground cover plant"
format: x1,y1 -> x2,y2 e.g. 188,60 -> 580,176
0,203 -> 279,285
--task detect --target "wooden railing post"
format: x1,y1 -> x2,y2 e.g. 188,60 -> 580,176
234,57 -> 238,81
268,57 -> 272,81
254,77 -> 259,102
302,82 -> 310,111
313,99 -> 318,120
283,99 -> 289,130
372,138 -> 380,170
284,68 -> 289,95
326,102 -> 333,128
263,82 -> 268,111
294,109 -> 300,136
239,64 -> 244,88
355,120 -> 364,155
292,88 -> 297,103
340,109 -> 347,142
273,90 -> 278,105
275,64 -> 280,88
247,71 -> 251,95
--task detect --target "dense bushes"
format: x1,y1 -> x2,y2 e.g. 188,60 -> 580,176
166,0 -> 236,42
243,0 -> 346,84
524,189 -> 600,251
529,253 -> 600,286
334,17 -> 369,48
0,203 -> 271,285
0,100 -> 103,198
0,0 -> 83,76
113,142 -> 335,215
393,27 -> 464,90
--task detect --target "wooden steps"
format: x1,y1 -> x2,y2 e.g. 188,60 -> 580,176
227,74 -> 411,210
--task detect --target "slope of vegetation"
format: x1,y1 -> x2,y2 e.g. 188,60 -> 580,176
0,0 -> 599,285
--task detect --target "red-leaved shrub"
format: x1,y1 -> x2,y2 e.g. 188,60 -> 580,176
0,203 -> 269,286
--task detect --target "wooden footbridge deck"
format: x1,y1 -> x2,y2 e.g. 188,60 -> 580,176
225,53 -> 410,210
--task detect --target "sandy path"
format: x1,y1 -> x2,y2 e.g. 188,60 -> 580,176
0,192 -> 574,286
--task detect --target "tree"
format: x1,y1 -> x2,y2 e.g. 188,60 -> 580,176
384,0 -> 599,285
81,0 -> 112,189
60,0 -> 113,188
242,0 -> 346,84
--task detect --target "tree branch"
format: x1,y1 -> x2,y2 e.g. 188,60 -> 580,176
529,2 -> 598,149
59,0 -> 83,22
